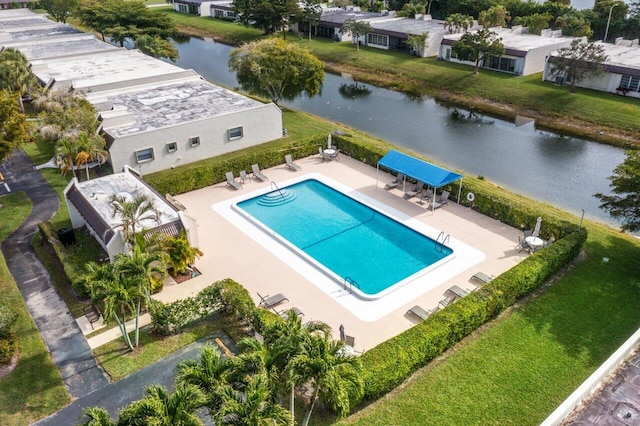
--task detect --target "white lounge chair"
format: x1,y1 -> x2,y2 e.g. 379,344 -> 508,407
225,172 -> 242,190
385,173 -> 405,190
447,285 -> 469,298
471,272 -> 494,284
432,190 -> 450,209
404,181 -> 424,199
239,170 -> 250,183
284,154 -> 301,171
251,164 -> 268,182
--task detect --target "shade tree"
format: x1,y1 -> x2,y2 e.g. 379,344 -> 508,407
340,19 -> 373,50
595,150 -> 640,232
478,5 -> 510,28
547,39 -> 608,93
452,28 -> 505,74
40,0 -> 79,23
0,89 -> 28,162
0,48 -> 36,112
229,39 -> 324,105
445,13 -> 474,33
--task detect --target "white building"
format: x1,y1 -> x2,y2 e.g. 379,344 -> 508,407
63,166 -> 199,261
543,38 -> 640,98
440,27 -> 580,76
173,0 -> 216,17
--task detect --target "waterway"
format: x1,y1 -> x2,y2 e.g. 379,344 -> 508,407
171,36 -> 626,226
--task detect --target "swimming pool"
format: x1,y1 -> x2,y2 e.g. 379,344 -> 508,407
235,179 -> 453,299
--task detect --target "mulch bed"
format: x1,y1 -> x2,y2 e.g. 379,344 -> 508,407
169,267 -> 201,284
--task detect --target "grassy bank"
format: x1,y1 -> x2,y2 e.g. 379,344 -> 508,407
0,192 -> 70,425
338,222 -> 640,425
155,11 -> 640,147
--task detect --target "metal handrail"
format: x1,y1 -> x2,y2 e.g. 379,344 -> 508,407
270,181 -> 285,200
344,276 -> 360,293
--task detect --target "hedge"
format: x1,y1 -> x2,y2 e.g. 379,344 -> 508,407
359,228 -> 587,400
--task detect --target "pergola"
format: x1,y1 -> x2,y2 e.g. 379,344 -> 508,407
376,150 -> 463,209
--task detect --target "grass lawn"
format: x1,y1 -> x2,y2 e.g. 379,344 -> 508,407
0,192 -> 70,425
94,313 -> 247,381
337,222 -> 640,425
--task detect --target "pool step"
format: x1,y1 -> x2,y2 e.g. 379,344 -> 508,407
257,189 -> 297,206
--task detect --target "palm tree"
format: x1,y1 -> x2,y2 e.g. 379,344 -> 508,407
55,136 -> 80,178
0,48 -> 35,112
113,246 -> 166,346
215,374 -> 292,426
110,193 -> 162,247
164,231 -> 203,275
289,333 -> 364,426
78,407 -> 116,426
75,132 -> 109,181
117,384 -> 206,426
176,344 -> 232,414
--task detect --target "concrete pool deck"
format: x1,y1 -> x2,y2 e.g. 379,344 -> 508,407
159,153 -> 529,352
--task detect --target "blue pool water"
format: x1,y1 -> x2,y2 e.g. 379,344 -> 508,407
236,179 -> 453,296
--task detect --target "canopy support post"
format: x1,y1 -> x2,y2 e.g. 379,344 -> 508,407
457,179 -> 462,204
376,163 -> 379,189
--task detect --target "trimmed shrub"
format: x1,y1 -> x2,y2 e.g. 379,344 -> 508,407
359,229 -> 587,400
0,333 -> 17,364
0,305 -> 18,339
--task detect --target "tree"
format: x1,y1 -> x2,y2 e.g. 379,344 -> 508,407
555,13 -> 593,37
233,0 -> 300,36
163,231 -> 203,275
547,39 -> 608,93
215,374 -> 292,426
229,39 -> 324,105
445,13 -> 474,33
0,48 -> 36,112
109,193 -> 162,247
452,29 -> 505,74
289,332 -> 364,426
0,89 -> 28,162
513,13 -> 553,35
55,136 -> 81,178
34,90 -> 99,142
478,5 -> 510,28
75,132 -> 109,181
40,0 -> 79,23
397,2 -> 425,18
78,407 -> 116,426
340,19 -> 373,50
595,150 -> 640,232
301,0 -> 322,41
117,384 -> 206,426
406,32 -> 429,56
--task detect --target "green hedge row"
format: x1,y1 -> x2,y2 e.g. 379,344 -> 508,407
359,228 -> 587,400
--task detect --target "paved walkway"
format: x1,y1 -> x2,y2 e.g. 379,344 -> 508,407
0,150 -> 109,399
34,334 -> 235,425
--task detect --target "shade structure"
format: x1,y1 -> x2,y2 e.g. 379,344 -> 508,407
378,150 -> 463,189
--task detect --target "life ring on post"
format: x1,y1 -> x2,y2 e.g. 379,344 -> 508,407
466,192 -> 475,202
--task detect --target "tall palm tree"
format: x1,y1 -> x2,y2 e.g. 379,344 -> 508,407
289,334 -> 364,426
55,136 -> 80,178
215,374 -> 292,426
176,344 -> 232,414
75,131 -> 109,181
117,384 -> 206,426
78,407 -> 116,426
110,193 -> 162,247
0,48 -> 35,112
113,246 -> 166,346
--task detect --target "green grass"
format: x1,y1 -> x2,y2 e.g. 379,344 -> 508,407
94,313 -> 247,381
337,223 -> 640,425
0,192 -> 70,425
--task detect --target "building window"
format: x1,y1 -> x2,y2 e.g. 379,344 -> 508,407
178,4 -> 187,13
190,136 -> 200,147
214,9 -> 224,18
228,126 -> 243,140
367,33 -> 388,47
135,148 -> 154,163
166,142 -> 178,153
484,56 -> 516,73
620,75 -> 640,92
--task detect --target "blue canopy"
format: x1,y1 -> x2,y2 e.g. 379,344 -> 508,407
377,150 -> 462,188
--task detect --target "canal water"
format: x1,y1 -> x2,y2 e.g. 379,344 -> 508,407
171,36 -> 626,226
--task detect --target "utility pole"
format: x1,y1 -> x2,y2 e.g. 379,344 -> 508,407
604,3 -> 619,43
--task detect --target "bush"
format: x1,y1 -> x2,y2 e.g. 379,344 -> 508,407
359,228 -> 587,400
0,333 -> 17,364
0,305 -> 18,339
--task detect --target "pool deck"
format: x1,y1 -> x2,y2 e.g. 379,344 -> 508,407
159,153 -> 528,352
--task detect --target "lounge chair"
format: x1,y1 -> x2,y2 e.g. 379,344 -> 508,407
251,164 -> 268,182
385,173 -> 405,190
447,285 -> 469,298
407,305 -> 433,321
225,172 -> 242,190
471,272 -> 494,284
275,307 -> 304,318
284,154 -> 301,171
422,188 -> 434,200
432,190 -> 450,209
404,181 -> 424,199
439,295 -> 458,308
344,335 -> 355,347
239,170 -> 250,183
257,292 -> 288,309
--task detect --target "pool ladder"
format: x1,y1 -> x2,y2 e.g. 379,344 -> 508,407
270,181 -> 285,201
435,231 -> 450,253
344,276 -> 360,293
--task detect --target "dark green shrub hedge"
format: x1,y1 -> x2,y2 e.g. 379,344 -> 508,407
359,229 -> 587,400
0,333 -> 17,364
149,284 -> 223,335
0,304 -> 17,339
